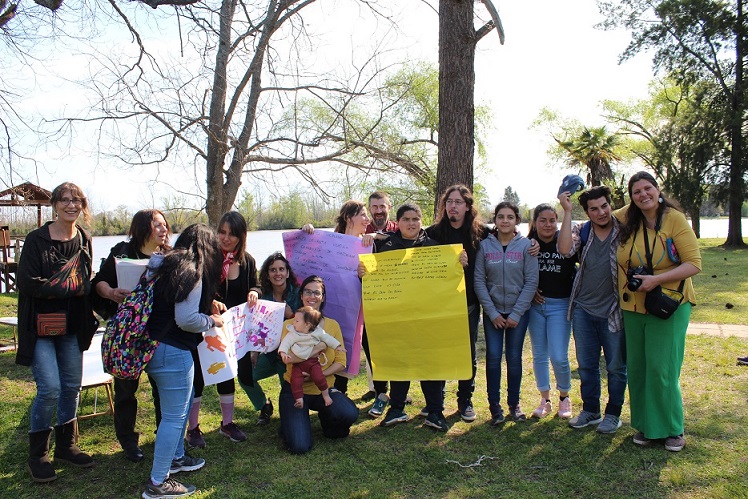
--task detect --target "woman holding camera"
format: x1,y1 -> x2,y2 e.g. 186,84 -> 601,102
616,171 -> 701,452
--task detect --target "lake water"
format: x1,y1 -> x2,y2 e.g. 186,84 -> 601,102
91,229 -> 293,268
90,218 -> 747,268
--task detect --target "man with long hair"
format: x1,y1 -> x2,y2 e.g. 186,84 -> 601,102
425,184 -> 488,430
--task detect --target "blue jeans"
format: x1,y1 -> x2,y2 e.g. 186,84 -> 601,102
528,298 -> 572,393
456,303 -> 480,402
278,382 -> 359,454
484,312 -> 529,407
571,307 -> 627,416
30,335 -> 82,432
145,343 -> 194,484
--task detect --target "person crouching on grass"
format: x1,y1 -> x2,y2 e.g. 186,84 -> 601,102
279,306 -> 345,408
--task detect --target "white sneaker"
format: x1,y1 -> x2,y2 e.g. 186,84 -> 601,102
557,397 -> 572,419
531,398 -> 552,418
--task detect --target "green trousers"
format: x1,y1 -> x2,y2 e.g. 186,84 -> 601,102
623,303 -> 691,439
238,352 -> 286,411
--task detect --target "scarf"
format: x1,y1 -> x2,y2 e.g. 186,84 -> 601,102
220,250 -> 235,284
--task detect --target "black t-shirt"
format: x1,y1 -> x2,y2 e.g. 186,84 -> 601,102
426,223 -> 488,305
91,241 -> 148,319
223,276 -> 245,309
214,252 -> 259,309
536,235 -> 577,299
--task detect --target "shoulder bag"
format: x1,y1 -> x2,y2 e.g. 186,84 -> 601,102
642,221 -> 684,320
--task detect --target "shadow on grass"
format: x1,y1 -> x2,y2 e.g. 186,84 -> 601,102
1,334 -> 748,498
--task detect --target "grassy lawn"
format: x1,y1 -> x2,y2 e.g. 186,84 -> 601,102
1,334 -> 747,498
0,238 -> 746,497
691,239 -> 748,324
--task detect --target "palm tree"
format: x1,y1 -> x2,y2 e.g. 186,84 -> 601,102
556,126 -> 621,186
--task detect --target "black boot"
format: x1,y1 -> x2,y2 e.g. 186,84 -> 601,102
28,428 -> 56,483
53,419 -> 94,467
120,438 -> 144,463
256,400 -> 273,426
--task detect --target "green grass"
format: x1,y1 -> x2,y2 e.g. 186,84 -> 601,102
0,237 -> 747,497
1,332 -> 747,498
691,239 -> 748,324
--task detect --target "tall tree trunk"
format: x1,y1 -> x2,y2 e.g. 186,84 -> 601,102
222,0 -> 282,226
435,0 -> 475,215
725,0 -> 746,247
205,0 -> 237,226
688,208 -> 701,239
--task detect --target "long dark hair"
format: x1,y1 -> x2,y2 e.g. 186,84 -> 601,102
217,211 -> 248,266
259,252 -> 298,298
299,274 -> 326,313
619,171 -> 679,244
334,200 -> 366,234
527,203 -> 556,240
129,209 -> 171,253
155,223 -> 222,313
432,184 -> 484,249
493,201 -> 520,221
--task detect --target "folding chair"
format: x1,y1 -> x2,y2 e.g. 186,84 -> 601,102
0,226 -> 18,293
78,331 -> 114,423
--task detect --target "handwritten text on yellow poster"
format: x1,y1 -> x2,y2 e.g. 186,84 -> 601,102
359,244 -> 471,380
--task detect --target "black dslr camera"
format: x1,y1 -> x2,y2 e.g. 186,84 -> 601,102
626,265 -> 649,291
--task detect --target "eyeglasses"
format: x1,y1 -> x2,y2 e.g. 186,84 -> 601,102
445,199 -> 466,206
59,198 -> 84,206
302,289 -> 323,297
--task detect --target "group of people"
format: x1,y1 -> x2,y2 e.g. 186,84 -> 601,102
14,173 -> 701,498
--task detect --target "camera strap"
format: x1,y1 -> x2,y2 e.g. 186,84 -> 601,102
642,218 -> 685,294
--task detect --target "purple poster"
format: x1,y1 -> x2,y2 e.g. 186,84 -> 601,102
282,230 -> 371,375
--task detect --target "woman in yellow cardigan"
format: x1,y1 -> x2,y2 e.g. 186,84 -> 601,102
616,171 -> 701,452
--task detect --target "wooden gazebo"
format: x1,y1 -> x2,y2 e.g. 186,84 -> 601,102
0,182 -> 52,227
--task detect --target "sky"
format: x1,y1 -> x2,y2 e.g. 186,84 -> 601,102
5,0 -> 656,214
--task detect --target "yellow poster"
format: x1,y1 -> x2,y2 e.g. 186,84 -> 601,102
359,244 -> 471,381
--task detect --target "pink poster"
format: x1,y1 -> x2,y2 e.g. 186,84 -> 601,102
282,230 -> 371,375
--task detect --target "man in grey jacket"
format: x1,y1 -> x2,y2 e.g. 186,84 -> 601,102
558,186 -> 627,434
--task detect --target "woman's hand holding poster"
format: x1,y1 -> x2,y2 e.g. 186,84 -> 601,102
282,230 -> 372,375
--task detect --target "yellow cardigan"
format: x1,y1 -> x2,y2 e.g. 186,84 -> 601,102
615,207 -> 701,313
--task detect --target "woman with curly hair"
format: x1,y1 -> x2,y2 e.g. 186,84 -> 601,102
239,251 -> 302,426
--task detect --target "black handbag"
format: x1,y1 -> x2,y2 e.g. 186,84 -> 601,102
642,223 -> 684,320
644,285 -> 684,320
